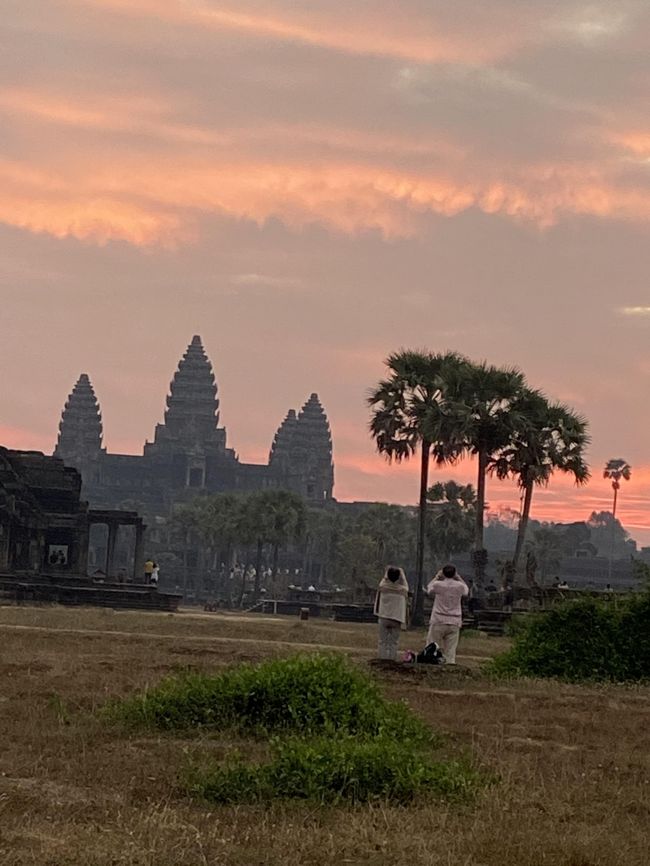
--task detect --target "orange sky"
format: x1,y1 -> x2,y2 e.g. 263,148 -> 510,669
1,1 -> 649,543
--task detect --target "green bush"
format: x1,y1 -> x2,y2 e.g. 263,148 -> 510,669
187,736 -> 481,805
106,654 -> 431,742
490,594 -> 650,682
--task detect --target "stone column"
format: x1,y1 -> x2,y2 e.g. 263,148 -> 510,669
0,522 -> 10,571
133,519 -> 145,583
106,521 -> 118,578
77,525 -> 90,577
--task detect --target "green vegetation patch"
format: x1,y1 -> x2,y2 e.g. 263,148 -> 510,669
106,653 -> 432,742
187,736 -> 482,805
107,653 -> 485,805
490,594 -> 650,683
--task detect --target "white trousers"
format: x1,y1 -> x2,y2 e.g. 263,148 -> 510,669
377,617 -> 402,660
427,623 -> 460,664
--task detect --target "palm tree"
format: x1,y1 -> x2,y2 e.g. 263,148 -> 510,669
603,458 -> 631,521
603,458 -> 631,579
426,481 -> 476,566
492,393 -> 590,571
445,361 -> 527,582
368,350 -> 466,625
527,527 -> 563,586
265,490 -> 306,589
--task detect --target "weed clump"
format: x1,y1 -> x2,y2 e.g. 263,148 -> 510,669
106,653 -> 431,741
107,653 -> 484,805
490,594 -> 650,682
187,737 -> 481,805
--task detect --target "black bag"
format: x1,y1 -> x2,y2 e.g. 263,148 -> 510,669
415,642 -> 445,665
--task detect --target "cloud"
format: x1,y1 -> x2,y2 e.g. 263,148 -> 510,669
547,6 -> 633,44
2,144 -> 650,247
82,0 -> 531,65
228,273 -> 304,292
619,306 -> 650,316
2,0 -> 650,543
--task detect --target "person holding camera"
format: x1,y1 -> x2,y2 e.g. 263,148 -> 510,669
426,564 -> 468,665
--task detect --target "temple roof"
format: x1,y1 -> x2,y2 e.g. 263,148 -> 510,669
54,373 -> 103,460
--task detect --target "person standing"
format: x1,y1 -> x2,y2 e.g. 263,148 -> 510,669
374,566 -> 409,661
144,558 -> 154,584
426,564 -> 469,665
150,562 -> 160,586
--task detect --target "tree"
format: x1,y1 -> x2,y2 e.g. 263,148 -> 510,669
264,490 -> 307,590
236,490 -> 307,603
491,393 -> 590,572
426,481 -> 476,566
170,494 -> 247,597
526,526 -> 563,585
368,350 -> 466,625
603,459 -> 631,522
356,503 -> 415,570
445,361 -> 527,582
587,510 -> 630,558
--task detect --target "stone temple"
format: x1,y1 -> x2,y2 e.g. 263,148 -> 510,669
54,336 -> 334,517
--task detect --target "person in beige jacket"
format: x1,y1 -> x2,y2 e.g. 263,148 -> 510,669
374,566 -> 409,660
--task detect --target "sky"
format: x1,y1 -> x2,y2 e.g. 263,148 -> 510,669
1,1 -> 650,542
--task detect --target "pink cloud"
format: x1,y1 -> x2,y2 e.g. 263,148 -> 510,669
83,0 -> 531,65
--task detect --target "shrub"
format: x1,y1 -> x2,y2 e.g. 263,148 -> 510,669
489,594 -> 650,682
106,653 -> 432,742
187,736 -> 482,805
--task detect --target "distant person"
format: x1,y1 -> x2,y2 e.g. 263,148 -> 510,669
144,558 -> 154,583
426,564 -> 469,665
374,566 -> 409,660
151,562 -> 159,585
558,580 -> 569,590
605,583 -> 614,593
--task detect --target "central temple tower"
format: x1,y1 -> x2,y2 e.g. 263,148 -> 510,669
145,336 -> 227,457
144,335 -> 234,489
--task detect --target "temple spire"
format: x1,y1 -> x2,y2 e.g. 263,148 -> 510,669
269,409 -> 298,469
146,335 -> 226,455
54,373 -> 103,464
269,394 -> 334,502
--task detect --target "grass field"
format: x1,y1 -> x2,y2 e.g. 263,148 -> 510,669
0,604 -> 648,865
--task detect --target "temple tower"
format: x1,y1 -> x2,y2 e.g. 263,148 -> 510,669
268,409 -> 298,473
144,336 -> 231,488
54,374 -> 104,475
269,394 -> 334,503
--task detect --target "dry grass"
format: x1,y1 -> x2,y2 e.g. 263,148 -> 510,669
0,604 -> 648,865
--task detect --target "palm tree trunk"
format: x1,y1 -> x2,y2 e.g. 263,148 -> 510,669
254,538 -> 263,600
238,551 -> 249,607
473,449 -> 488,584
271,542 -> 279,597
412,440 -> 430,627
608,483 -> 619,581
513,480 -> 534,570
475,448 -> 487,549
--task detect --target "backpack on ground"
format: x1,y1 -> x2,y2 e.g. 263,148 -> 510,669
415,642 -> 445,665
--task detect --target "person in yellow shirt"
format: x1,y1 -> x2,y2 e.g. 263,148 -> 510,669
144,559 -> 154,583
